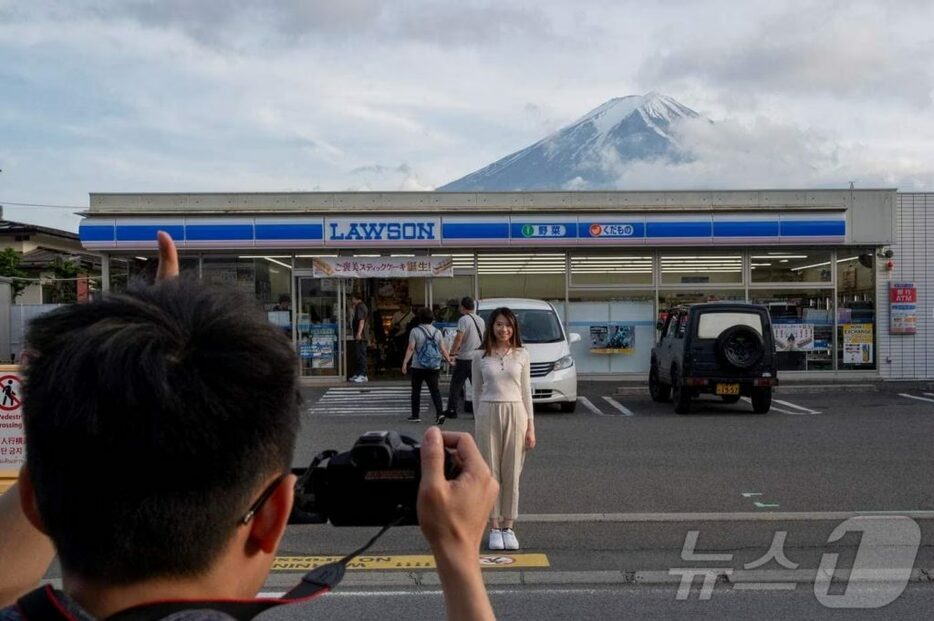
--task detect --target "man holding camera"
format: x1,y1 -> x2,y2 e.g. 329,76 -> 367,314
0,233 -> 498,621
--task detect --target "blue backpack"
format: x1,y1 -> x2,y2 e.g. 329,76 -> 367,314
415,326 -> 443,369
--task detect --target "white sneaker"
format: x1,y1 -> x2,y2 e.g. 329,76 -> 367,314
352,375 -> 368,383
488,529 -> 504,551
349,375 -> 359,382
501,528 -> 519,550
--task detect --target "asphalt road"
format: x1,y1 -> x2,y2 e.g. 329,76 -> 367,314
270,380 -> 934,618
33,380 -> 934,618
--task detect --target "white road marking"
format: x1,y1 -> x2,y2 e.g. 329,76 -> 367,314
772,398 -> 821,415
739,397 -> 801,415
732,583 -> 797,591
924,392 -> 934,398
602,396 -> 634,416
577,396 -> 606,416
899,393 -> 934,404
310,387 -> 440,416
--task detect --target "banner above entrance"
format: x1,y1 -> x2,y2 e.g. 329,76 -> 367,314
311,256 -> 454,278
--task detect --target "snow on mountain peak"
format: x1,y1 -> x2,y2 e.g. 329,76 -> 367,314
577,95 -> 643,135
438,93 -> 703,192
569,92 -> 696,138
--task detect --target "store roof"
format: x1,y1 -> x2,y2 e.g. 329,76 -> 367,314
87,189 -> 897,216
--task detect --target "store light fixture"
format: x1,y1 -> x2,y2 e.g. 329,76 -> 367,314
790,256 -> 860,272
238,256 -> 292,269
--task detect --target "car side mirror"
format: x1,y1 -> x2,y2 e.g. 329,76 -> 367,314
569,332 -> 581,344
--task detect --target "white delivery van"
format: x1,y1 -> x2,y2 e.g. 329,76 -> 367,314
465,298 -> 580,413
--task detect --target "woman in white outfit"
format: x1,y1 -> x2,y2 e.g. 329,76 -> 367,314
471,307 -> 536,551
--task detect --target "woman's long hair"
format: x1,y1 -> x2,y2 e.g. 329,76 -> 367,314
480,307 -> 523,357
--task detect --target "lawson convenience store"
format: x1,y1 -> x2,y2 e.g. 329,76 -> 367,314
79,189 -> 895,381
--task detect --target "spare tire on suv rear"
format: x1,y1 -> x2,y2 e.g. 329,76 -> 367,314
716,325 -> 764,370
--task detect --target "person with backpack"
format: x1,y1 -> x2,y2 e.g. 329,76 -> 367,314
444,296 -> 486,420
402,306 -> 451,425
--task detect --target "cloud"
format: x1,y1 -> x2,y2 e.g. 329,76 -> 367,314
600,116 -> 934,191
3,1 -> 552,51
637,2 -> 934,108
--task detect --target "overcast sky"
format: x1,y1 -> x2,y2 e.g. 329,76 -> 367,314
2,0 -> 933,231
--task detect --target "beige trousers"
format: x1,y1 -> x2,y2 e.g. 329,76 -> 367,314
475,401 -> 528,521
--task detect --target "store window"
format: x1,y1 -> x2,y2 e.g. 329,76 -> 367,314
661,252 -> 743,285
836,249 -> 876,370
658,289 -> 745,309
202,256 -> 292,312
566,290 -> 655,374
109,255 -> 198,292
570,253 -> 653,286
748,288 -> 834,371
750,249 -> 833,284
477,253 -> 566,302
432,253 -> 475,323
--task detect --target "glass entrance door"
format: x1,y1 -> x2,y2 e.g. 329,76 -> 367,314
297,277 -> 342,377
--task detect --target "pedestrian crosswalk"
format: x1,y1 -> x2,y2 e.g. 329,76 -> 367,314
308,386 -> 441,417
307,386 -> 825,417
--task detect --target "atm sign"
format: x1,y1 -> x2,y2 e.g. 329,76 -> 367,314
890,284 -> 917,303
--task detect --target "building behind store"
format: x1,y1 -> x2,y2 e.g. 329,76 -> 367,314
78,189 -> 934,382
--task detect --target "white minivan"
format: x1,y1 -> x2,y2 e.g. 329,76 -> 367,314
465,298 -> 580,413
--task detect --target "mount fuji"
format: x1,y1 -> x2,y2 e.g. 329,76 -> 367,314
439,92 -> 703,191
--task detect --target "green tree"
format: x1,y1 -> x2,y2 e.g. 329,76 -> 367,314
46,256 -> 82,304
0,248 -> 28,301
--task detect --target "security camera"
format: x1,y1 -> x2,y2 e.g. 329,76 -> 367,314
877,248 -> 894,259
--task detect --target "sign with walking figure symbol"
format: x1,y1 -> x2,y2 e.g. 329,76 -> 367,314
0,375 -> 21,411
0,367 -> 25,474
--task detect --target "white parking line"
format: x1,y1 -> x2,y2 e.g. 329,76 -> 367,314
772,398 -> 821,415
924,392 -> 934,398
899,393 -> 934,404
739,397 -> 801,415
602,396 -> 634,416
577,396 -> 606,416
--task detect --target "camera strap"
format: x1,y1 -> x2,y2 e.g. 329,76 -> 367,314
17,520 -> 402,621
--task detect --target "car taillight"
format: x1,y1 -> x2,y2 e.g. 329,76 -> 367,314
685,378 -> 708,386
754,378 -> 778,386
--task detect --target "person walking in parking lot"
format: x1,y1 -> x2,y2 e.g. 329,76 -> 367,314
444,296 -> 485,419
472,307 -> 535,551
402,307 -> 451,424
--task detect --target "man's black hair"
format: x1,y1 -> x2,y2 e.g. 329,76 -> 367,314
415,307 -> 434,325
22,277 -> 300,584
460,296 -> 475,311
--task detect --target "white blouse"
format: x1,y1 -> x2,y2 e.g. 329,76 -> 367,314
470,348 -> 534,420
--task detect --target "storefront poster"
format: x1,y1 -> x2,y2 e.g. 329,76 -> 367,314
312,256 -> 453,278
890,282 -> 917,335
301,324 -> 337,369
773,324 -> 815,352
842,324 -> 874,365
590,324 -> 635,354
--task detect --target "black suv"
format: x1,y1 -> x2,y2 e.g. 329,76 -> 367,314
649,303 -> 778,414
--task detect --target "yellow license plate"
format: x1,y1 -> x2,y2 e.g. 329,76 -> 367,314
715,383 -> 740,395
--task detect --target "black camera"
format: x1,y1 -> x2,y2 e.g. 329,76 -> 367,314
290,431 -> 459,526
